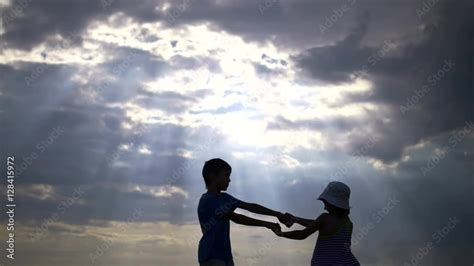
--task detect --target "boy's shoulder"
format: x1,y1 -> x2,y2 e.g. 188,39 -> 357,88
198,192 -> 237,211
221,192 -> 241,202
198,193 -> 213,214
198,191 -> 239,202
199,192 -> 215,202
199,192 -> 210,199
198,192 -> 210,205
220,192 -> 233,198
198,192 -> 227,204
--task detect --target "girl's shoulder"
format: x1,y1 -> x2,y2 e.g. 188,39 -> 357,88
319,214 -> 352,236
319,212 -> 347,221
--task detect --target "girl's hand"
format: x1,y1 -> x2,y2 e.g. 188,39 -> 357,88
278,212 -> 295,228
274,229 -> 283,237
267,222 -> 281,235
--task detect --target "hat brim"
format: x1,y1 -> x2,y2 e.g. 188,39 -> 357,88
318,195 -> 350,210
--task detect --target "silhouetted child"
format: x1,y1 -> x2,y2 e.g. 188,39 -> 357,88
197,158 -> 292,266
276,181 -> 360,266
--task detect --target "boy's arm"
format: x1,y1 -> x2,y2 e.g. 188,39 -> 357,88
227,212 -> 275,228
238,201 -> 281,216
224,211 -> 280,232
277,213 -> 327,240
238,201 -> 292,226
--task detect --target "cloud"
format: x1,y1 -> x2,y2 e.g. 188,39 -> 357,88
129,184 -> 189,199
1,0 -> 422,53
0,57 -> 224,226
293,12 -> 373,84
1,0 -> 473,265
291,0 -> 473,162
267,114 -> 362,132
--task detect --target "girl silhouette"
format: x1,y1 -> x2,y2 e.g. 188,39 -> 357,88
276,181 -> 360,265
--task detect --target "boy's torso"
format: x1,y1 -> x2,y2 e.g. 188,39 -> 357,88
198,192 -> 238,263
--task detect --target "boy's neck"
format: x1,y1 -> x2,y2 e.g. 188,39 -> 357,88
207,186 -> 221,194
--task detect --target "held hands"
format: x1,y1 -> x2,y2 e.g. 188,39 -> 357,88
277,212 -> 295,228
266,212 -> 295,236
267,222 -> 282,236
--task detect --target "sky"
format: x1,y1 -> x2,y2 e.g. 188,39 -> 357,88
0,0 -> 473,265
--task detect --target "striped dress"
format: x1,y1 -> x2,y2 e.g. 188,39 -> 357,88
310,217 -> 360,266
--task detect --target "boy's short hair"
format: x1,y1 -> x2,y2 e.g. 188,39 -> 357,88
202,158 -> 232,187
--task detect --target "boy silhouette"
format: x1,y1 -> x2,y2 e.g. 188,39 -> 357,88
197,158 -> 292,266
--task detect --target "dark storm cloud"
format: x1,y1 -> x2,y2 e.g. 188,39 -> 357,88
370,138 -> 474,265
293,13 -> 374,84
290,0 -> 473,162
1,0 -> 100,50
1,0 -> 420,52
158,0 -> 418,50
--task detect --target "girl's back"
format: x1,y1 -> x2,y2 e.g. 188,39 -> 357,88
311,213 -> 360,266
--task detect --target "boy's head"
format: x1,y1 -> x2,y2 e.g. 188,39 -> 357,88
202,158 -> 232,191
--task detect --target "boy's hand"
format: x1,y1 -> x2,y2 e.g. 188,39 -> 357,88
278,212 -> 295,228
273,227 -> 283,237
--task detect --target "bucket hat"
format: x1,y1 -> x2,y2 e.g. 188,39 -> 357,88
317,181 -> 351,210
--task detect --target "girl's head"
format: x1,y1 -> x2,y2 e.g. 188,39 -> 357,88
318,181 -> 351,217
321,199 -> 350,217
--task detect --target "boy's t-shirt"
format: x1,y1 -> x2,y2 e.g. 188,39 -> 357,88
197,192 -> 241,263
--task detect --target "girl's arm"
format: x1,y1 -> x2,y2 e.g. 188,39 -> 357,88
293,216 -> 317,227
226,211 -> 281,233
277,213 -> 327,240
